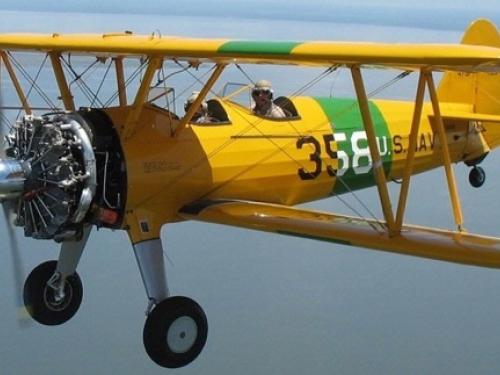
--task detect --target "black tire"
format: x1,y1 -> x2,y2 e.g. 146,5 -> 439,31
469,166 -> 486,188
23,260 -> 83,326
143,296 -> 208,368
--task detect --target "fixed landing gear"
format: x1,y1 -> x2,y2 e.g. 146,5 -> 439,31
143,296 -> 208,368
23,227 -> 90,326
133,238 -> 208,368
469,166 -> 486,188
23,260 -> 83,326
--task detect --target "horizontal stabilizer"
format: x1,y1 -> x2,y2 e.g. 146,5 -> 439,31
180,199 -> 500,269
439,110 -> 500,123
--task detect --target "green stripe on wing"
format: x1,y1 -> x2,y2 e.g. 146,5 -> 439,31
218,41 -> 302,55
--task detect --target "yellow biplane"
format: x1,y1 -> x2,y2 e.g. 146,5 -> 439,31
0,18 -> 499,368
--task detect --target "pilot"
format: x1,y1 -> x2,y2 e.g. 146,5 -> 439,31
251,79 -> 286,118
184,92 -> 216,124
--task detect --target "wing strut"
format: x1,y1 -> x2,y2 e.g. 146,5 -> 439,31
351,66 -> 396,233
173,63 -> 226,136
425,71 -> 464,231
0,51 -> 31,115
113,57 -> 127,107
395,70 -> 427,231
49,52 -> 75,111
351,67 -> 465,235
123,57 -> 162,139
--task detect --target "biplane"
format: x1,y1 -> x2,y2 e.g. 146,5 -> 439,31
0,17 -> 499,368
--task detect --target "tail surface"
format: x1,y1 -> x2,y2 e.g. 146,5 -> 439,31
439,19 -> 500,152
438,19 -> 500,115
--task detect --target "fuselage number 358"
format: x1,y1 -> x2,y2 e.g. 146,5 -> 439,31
296,131 -> 382,180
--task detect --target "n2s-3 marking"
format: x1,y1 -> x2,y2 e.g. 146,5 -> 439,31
296,131 -> 389,180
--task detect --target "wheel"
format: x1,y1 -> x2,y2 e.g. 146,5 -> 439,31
143,296 -> 208,368
469,166 -> 486,188
23,260 -> 83,326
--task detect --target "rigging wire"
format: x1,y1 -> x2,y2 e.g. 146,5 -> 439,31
90,59 -> 113,107
7,52 -> 58,111
171,61 -> 218,108
235,64 -> 256,85
173,60 -> 322,168
331,174 -> 387,232
67,54 -> 101,84
0,111 -> 11,131
137,62 -> 337,208
61,56 -> 105,107
61,57 -> 96,105
334,194 -> 385,234
368,70 -> 411,97
152,61 -> 195,110
103,58 -> 149,107
166,63 -> 411,231
289,65 -> 339,97
15,54 -> 50,121
152,61 -> 191,88
4,49 -> 412,232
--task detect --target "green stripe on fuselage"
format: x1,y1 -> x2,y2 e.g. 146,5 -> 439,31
218,41 -> 301,55
314,97 -> 392,194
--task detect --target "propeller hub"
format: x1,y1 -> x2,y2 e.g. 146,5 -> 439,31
0,159 -> 25,200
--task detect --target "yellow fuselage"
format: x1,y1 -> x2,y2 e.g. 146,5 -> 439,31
105,97 -> 497,241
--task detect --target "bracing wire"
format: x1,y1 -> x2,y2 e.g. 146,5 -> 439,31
15,54 -> 50,120
334,194 -> 385,234
103,58 -> 149,107
162,63 -> 411,231
7,52 -> 58,111
235,64 -> 256,85
3,49 -> 410,229
90,59 -> 113,107
136,62 -> 327,208
61,56 -> 105,107
4,49 -> 412,233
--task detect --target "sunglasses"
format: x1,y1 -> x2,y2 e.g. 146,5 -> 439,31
252,89 -> 271,96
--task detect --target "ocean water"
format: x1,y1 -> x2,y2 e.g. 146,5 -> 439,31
1,8 -> 500,375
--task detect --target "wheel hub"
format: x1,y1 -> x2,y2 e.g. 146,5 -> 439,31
166,316 -> 198,354
43,281 -> 73,312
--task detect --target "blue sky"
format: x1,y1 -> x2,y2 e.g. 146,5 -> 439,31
1,0 -> 498,9
1,4 -> 500,375
1,0 -> 499,30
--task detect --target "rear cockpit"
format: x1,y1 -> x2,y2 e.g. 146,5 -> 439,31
183,82 -> 301,126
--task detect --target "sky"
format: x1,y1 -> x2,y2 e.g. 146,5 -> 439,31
0,0 -> 499,30
1,2 -> 500,375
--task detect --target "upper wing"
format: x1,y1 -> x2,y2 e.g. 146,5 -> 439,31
0,33 -> 499,72
179,199 -> 500,269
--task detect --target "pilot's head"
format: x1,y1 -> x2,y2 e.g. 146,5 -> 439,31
252,80 -> 274,107
184,91 -> 208,116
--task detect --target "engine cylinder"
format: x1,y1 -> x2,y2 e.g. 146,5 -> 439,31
4,113 -> 96,240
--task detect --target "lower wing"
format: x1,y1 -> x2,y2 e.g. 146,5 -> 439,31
179,199 -> 500,269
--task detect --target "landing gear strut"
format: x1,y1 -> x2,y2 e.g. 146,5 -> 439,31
469,166 -> 486,188
133,238 -> 208,368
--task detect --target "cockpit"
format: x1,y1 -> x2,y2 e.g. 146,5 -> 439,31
147,82 -> 301,127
